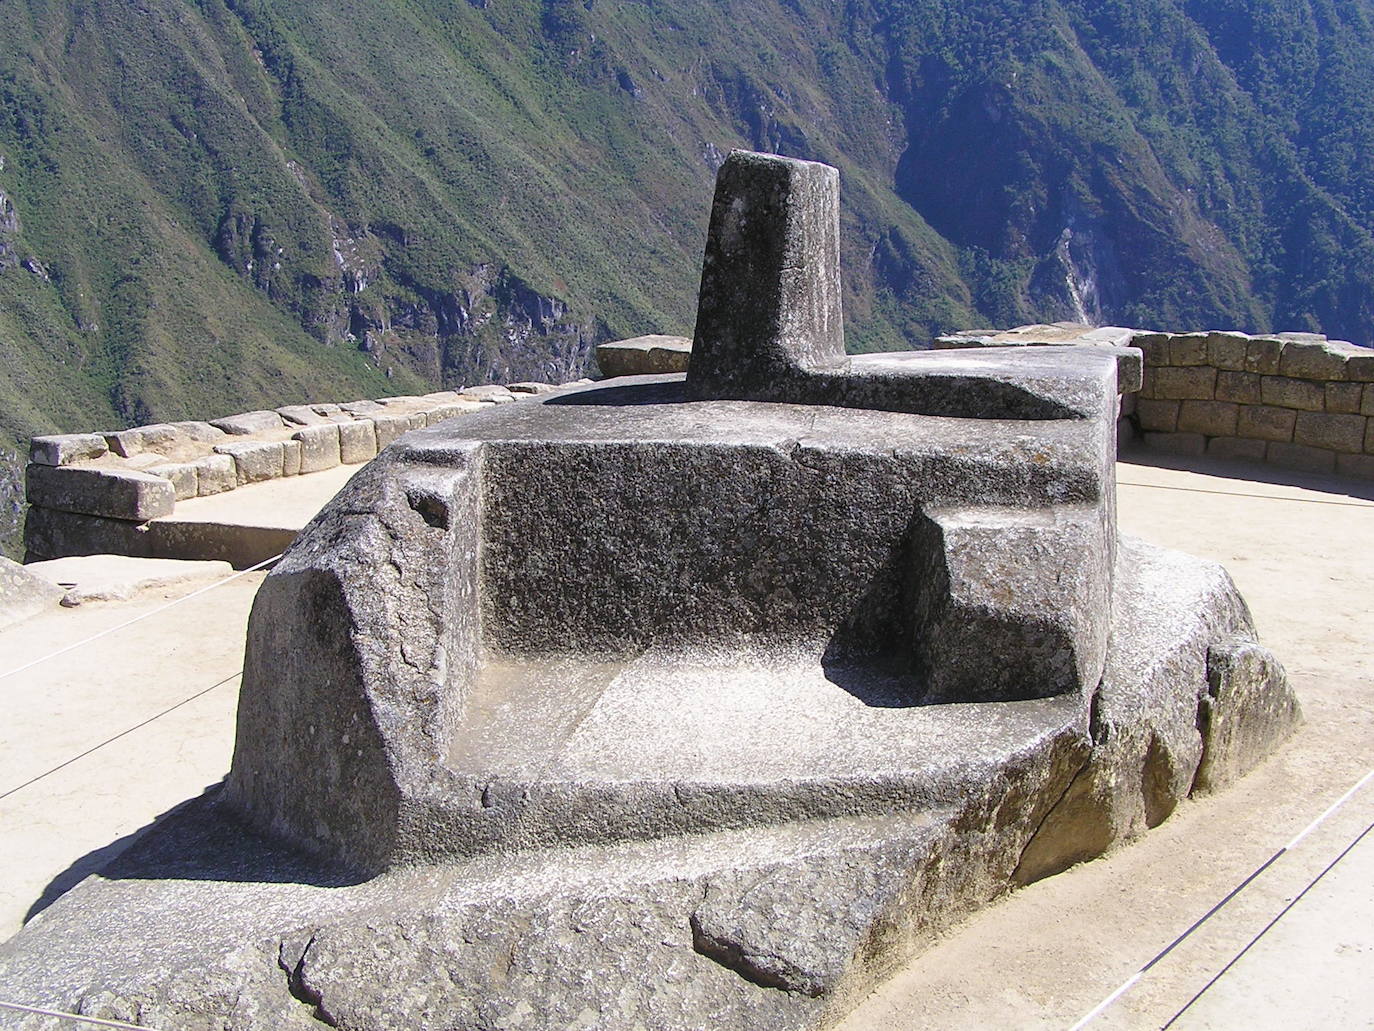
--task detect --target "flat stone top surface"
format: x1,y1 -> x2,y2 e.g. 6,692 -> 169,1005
25,555 -> 234,604
598,335 -> 692,353
935,323 -> 1137,348
159,462 -> 361,529
451,649 -> 1080,789
397,375 -> 1108,487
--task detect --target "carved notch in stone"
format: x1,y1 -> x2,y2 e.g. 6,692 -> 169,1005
687,151 -> 846,400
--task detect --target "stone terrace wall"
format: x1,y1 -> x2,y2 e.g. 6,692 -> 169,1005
1132,331 -> 1374,479
23,381 -> 570,562
934,324 -> 1374,482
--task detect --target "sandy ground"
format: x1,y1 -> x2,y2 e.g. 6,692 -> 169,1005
0,574 -> 264,937
0,449 -> 1370,1028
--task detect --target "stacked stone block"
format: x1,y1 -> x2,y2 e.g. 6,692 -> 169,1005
1133,331 -> 1374,478
24,381 -> 575,561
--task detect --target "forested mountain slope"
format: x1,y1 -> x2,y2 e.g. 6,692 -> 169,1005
2,0 -> 1373,553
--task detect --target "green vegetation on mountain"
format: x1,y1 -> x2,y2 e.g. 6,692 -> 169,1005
2,0 -> 1374,555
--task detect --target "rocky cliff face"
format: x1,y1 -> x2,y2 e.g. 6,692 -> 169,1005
0,184 -> 17,272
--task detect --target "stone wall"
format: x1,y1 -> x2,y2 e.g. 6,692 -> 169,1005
23,381 -> 570,563
1132,331 -> 1374,478
25,326 -> 1374,565
934,323 -> 1374,481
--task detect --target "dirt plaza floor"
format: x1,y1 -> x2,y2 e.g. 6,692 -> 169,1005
1,448 -> 1371,1029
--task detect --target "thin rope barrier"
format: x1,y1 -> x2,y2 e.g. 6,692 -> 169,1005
0,1000 -> 158,1030
0,553 -> 281,682
1161,818 -> 1374,1029
1067,768 -> 1374,1030
0,670 -> 241,802
1116,479 -> 1374,508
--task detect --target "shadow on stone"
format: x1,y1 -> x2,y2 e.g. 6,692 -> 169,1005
544,378 -> 688,407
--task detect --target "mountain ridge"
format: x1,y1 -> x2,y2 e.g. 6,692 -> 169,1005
2,0 -> 1374,554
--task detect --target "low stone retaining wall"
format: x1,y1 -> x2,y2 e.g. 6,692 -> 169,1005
25,325 -> 1374,564
1131,331 -> 1374,477
24,381 -> 567,562
936,323 -> 1374,480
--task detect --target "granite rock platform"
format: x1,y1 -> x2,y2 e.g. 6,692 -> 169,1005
0,152 -> 1301,1031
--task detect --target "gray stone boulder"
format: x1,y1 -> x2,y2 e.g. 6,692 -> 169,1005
337,420 -> 378,464
214,441 -> 285,485
210,410 -> 285,435
292,425 -> 342,474
0,151 -> 1301,1031
0,555 -> 64,628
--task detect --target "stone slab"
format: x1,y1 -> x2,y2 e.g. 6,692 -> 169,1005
338,420 -> 378,464
935,323 -> 1137,351
292,424 -> 341,474
1135,399 -> 1180,433
169,420 -> 227,444
28,433 -> 108,467
214,441 -> 285,485
1261,376 -> 1325,411
193,454 -> 237,496
337,400 -> 381,416
1168,332 -> 1210,367
1279,340 -> 1348,381
24,554 -> 234,605
145,461 -> 199,501
281,438 -> 302,477
1237,405 -> 1297,442
276,404 -> 332,426
1293,411 -> 1366,453
209,410 -> 285,435
102,423 -> 183,459
372,413 -> 414,450
1150,365 -> 1217,401
597,335 -> 694,378
1206,332 -> 1250,371
1178,400 -> 1239,437
459,385 -> 516,403
26,464 -> 176,521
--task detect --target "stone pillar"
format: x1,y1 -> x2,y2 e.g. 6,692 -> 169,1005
687,151 -> 845,399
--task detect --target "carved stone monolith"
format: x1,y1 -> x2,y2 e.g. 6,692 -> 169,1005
0,151 -> 1300,1031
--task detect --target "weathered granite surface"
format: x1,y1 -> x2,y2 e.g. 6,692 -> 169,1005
0,152 -> 1301,1031
0,555 -> 63,629
0,529 -> 1296,1031
28,433 -> 108,467
25,464 -> 176,521
596,335 -> 693,377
